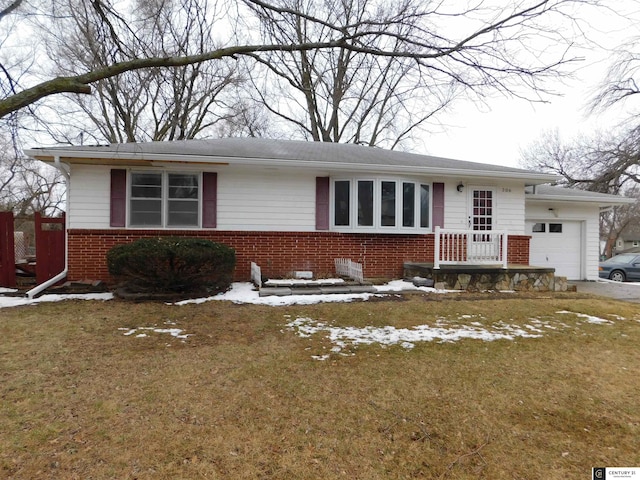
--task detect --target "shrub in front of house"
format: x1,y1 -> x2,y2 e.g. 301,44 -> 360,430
107,237 -> 236,296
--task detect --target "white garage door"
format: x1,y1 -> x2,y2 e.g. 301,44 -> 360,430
527,220 -> 582,279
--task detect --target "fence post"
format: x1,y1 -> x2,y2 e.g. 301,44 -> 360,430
501,232 -> 509,269
0,212 -> 16,287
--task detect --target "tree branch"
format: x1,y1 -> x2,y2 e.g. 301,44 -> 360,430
0,40 -> 346,119
0,0 -> 22,22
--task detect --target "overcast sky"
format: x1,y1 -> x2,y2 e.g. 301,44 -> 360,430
421,1 -> 640,169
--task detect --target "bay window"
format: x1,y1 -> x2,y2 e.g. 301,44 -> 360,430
334,180 -> 350,226
331,178 -> 431,232
357,180 -> 374,227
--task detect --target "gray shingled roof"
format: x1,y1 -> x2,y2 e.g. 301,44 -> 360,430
525,184 -> 634,205
26,137 -> 557,180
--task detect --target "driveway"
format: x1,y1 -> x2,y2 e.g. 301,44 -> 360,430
570,280 -> 640,303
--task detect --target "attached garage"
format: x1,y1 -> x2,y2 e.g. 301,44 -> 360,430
526,220 -> 583,279
525,185 -> 634,281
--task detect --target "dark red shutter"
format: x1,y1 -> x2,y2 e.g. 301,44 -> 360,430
110,169 -> 126,227
202,172 -> 217,228
432,182 -> 445,228
315,177 -> 330,230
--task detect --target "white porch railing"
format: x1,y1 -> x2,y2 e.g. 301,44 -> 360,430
433,226 -> 508,269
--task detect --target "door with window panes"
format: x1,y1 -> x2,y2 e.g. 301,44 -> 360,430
468,187 -> 498,261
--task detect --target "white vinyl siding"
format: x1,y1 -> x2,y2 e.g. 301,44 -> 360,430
68,167 -> 317,231
67,164 -> 531,237
495,182 -> 525,233
442,180 -> 525,234
217,170 -> 316,231
68,165 -> 112,229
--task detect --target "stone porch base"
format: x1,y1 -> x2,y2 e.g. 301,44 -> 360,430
404,263 -> 556,292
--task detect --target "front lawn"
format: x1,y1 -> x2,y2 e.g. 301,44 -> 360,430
1,293 -> 639,479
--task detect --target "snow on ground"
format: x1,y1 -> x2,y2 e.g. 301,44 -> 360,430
264,278 -> 346,286
556,310 -> 614,324
286,311 -> 620,360
0,292 -> 113,309
118,320 -> 191,340
597,278 -> 640,286
0,283 -> 627,355
173,281 -> 452,306
173,282 -> 377,306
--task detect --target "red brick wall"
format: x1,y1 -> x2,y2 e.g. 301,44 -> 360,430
506,235 -> 531,265
67,229 -> 530,283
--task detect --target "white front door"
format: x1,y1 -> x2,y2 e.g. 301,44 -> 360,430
468,187 -> 497,261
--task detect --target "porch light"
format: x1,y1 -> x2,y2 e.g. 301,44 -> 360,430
456,182 -> 464,192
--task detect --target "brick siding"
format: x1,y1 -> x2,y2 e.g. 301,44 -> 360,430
67,229 -> 530,284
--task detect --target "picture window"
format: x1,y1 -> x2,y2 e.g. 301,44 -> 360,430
332,178 -> 431,232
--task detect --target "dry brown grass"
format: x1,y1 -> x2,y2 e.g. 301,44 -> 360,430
1,292 -> 639,479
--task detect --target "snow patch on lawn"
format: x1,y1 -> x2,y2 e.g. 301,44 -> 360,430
118,321 -> 191,340
0,292 -> 113,309
556,310 -> 614,324
173,281 -> 454,306
286,315 -> 547,359
287,312 -> 621,359
174,282 -> 379,306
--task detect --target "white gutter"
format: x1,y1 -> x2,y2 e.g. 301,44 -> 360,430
26,156 -> 70,299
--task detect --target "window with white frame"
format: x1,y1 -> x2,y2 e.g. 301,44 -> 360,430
130,171 -> 200,227
331,178 -> 431,232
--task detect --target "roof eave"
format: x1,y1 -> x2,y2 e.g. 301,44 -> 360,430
25,148 -> 559,183
525,194 -> 635,205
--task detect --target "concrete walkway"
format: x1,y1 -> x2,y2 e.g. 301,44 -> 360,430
570,280 -> 640,304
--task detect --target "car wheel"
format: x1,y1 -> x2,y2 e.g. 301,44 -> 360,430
609,270 -> 626,282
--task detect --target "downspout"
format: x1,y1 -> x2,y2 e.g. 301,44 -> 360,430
26,156 -> 70,299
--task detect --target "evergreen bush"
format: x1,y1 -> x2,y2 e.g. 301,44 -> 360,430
107,237 -> 236,295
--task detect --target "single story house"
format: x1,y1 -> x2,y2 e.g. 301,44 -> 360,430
24,138 -> 631,287
612,224 -> 640,254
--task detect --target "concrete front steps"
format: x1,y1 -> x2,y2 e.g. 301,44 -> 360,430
258,279 -> 375,297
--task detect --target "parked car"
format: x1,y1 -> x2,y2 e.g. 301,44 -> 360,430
599,254 -> 640,282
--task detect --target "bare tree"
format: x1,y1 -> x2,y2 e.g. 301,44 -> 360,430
521,128 -> 640,193
0,0 -> 604,124
0,132 -> 64,215
521,128 -> 640,257
45,0 -> 243,143
242,0 -> 455,148
242,0 -> 600,149
600,197 -> 640,257
591,37 -> 640,117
